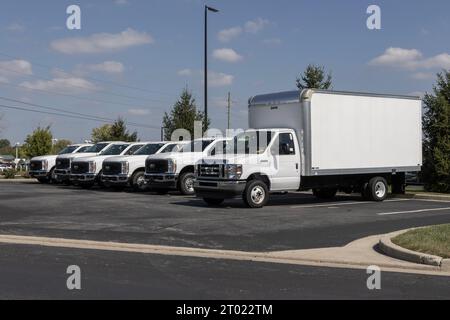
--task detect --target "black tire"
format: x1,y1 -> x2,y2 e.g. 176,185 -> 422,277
366,177 -> 388,202
243,180 -> 269,208
80,182 -> 94,189
131,171 -> 147,192
312,188 -> 338,199
48,168 -> 57,184
178,172 -> 195,195
37,177 -> 48,184
203,198 -> 224,206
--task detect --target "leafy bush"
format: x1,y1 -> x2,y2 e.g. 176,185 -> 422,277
3,169 -> 16,179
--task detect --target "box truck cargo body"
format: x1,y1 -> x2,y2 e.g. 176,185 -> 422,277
194,89 -> 422,208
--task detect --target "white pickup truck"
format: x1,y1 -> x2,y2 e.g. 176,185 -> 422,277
29,143 -> 92,183
55,141 -> 127,183
145,138 -> 229,195
101,141 -> 187,191
194,89 -> 422,208
69,141 -> 145,188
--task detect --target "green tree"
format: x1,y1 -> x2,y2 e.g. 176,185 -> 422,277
296,64 -> 332,90
52,139 -> 72,154
0,139 -> 10,149
162,89 -> 209,141
22,126 -> 53,158
422,71 -> 450,193
91,118 -> 138,143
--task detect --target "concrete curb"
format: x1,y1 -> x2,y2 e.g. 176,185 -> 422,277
0,178 -> 38,183
379,229 -> 447,269
391,193 -> 450,202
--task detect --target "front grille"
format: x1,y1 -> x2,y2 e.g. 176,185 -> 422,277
198,164 -> 223,178
56,158 -> 70,169
71,162 -> 89,174
29,161 -> 43,171
146,159 -> 168,174
102,162 -> 122,175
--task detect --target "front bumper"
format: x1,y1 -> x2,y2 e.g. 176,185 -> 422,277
194,179 -> 247,199
101,174 -> 130,185
144,173 -> 178,189
29,170 -> 49,178
70,173 -> 96,182
55,169 -> 70,181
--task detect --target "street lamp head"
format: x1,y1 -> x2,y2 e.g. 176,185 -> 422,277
206,5 -> 219,13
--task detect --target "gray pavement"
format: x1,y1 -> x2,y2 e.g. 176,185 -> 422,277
0,183 -> 449,251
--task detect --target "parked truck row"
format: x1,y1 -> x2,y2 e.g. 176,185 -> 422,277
29,89 -> 423,208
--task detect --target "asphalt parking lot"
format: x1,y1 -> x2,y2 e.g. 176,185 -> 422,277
1,182 -> 450,251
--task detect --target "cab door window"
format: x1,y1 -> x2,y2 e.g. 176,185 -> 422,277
278,133 -> 295,155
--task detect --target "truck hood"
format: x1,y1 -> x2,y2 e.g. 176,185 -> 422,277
147,152 -> 205,163
199,154 -> 264,165
72,155 -> 115,163
57,153 -> 98,160
31,155 -> 57,162
102,155 -> 148,163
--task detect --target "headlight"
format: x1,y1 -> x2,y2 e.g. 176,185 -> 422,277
224,164 -> 243,179
42,160 -> 48,171
121,161 -> 129,174
88,161 -> 96,173
167,159 -> 177,173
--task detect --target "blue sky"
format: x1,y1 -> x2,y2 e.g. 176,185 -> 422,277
0,0 -> 449,143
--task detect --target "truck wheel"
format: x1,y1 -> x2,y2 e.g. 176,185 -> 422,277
179,172 -> 195,195
312,188 -> 338,199
243,180 -> 269,208
367,177 -> 388,201
131,171 -> 147,192
203,198 -> 224,206
48,168 -> 57,184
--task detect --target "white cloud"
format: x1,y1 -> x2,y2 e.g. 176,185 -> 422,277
369,47 -> 450,70
262,38 -> 282,45
212,48 -> 243,63
128,108 -> 150,116
244,18 -> 270,33
0,76 -> 9,84
6,23 -> 25,32
218,27 -> 242,43
177,68 -> 193,76
79,61 -> 125,74
211,97 -> 228,108
51,28 -> 153,54
21,77 -> 97,93
209,71 -> 233,87
0,60 -> 33,81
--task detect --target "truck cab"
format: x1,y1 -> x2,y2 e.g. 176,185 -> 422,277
101,141 -> 187,191
69,142 -> 145,188
29,143 -> 92,183
194,129 -> 300,207
145,138 -> 229,195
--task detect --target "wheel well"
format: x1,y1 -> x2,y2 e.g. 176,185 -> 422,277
179,165 -> 194,176
247,173 -> 271,190
131,167 -> 145,176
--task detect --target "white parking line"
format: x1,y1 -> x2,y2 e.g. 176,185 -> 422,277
377,207 -> 450,216
290,199 -> 409,209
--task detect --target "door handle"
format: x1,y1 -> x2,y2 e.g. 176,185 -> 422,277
295,163 -> 299,169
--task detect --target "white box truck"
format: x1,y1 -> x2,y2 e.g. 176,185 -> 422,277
194,89 -> 422,208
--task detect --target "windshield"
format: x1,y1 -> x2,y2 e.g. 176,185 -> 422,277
181,140 -> 214,153
134,143 -> 165,155
75,146 -> 91,153
226,131 -> 274,154
101,144 -> 130,155
83,143 -> 109,153
160,143 -> 183,153
58,145 -> 78,155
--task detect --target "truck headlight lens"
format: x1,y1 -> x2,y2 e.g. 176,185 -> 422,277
121,161 -> 129,174
224,164 -> 242,179
88,161 -> 96,173
42,160 -> 48,171
167,159 -> 177,173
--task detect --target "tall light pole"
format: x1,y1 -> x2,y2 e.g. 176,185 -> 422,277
204,5 -> 219,130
